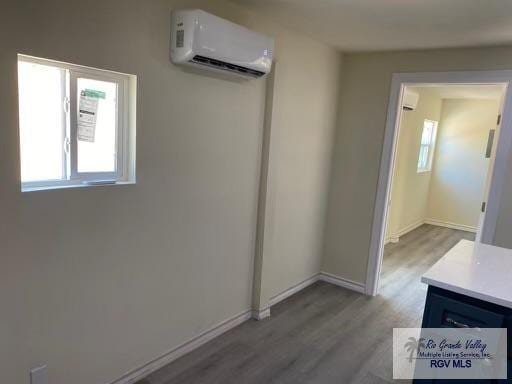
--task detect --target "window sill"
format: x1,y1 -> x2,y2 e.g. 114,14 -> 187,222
21,180 -> 136,193
417,169 -> 432,174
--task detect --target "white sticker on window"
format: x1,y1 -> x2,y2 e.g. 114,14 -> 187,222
77,89 -> 105,142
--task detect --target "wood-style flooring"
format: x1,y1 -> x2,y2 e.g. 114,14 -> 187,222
137,224 -> 475,384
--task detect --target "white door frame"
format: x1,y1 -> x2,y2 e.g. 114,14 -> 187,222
366,70 -> 512,296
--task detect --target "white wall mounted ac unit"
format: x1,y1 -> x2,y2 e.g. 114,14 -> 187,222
170,9 -> 274,79
403,89 -> 420,110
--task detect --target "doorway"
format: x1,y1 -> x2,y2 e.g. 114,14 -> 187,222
366,71 -> 512,296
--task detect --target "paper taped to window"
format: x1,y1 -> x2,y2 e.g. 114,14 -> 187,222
77,89 -> 105,143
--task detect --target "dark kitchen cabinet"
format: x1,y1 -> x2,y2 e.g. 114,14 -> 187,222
413,286 -> 511,384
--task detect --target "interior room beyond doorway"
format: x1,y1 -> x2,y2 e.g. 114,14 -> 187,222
385,84 -> 504,246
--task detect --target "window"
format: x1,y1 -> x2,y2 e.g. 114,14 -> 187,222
417,119 -> 438,173
17,54 -> 136,191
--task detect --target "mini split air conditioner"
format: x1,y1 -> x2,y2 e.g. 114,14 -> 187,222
403,89 -> 419,110
170,9 -> 274,79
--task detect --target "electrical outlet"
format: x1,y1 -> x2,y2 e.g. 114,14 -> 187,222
30,365 -> 47,384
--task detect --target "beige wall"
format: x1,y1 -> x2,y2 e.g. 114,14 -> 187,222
386,88 -> 442,240
265,46 -> 340,299
251,17 -> 341,313
427,98 -> 501,229
323,45 -> 512,284
0,1 -> 340,383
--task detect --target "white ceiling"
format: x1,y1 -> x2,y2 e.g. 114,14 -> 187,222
409,85 -> 505,101
233,0 -> 512,51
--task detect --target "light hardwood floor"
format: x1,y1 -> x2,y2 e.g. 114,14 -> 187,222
137,224 -> 475,384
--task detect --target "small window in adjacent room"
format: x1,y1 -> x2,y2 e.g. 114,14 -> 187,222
17,54 -> 136,191
417,119 -> 438,173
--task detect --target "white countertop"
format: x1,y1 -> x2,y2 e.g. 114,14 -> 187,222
421,239 -> 512,309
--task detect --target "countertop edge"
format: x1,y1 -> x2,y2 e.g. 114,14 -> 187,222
421,275 -> 512,310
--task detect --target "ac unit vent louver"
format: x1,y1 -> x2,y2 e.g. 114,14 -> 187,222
190,55 -> 265,78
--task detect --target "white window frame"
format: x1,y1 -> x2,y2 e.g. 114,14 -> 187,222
18,54 -> 135,192
417,119 -> 438,173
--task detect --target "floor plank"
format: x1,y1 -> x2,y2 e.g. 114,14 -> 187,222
138,224 -> 474,384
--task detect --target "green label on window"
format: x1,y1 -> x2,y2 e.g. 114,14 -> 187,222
82,89 -> 106,99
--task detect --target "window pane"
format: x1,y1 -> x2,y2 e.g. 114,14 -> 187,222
418,145 -> 429,170
18,61 -> 65,182
421,123 -> 433,145
77,78 -> 117,173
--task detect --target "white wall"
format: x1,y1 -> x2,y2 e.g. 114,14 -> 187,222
386,88 -> 442,241
323,46 -> 512,285
427,98 -> 501,230
0,1 -> 341,383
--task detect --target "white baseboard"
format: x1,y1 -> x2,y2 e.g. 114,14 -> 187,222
319,272 -> 366,294
387,220 -> 425,243
386,218 -> 476,243
424,218 -> 477,233
267,272 -> 365,308
108,272 -> 365,384
251,307 -> 271,320
384,236 -> 399,245
108,309 -> 252,384
268,274 -> 320,307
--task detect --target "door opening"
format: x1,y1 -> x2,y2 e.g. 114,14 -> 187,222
366,71 -> 512,296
